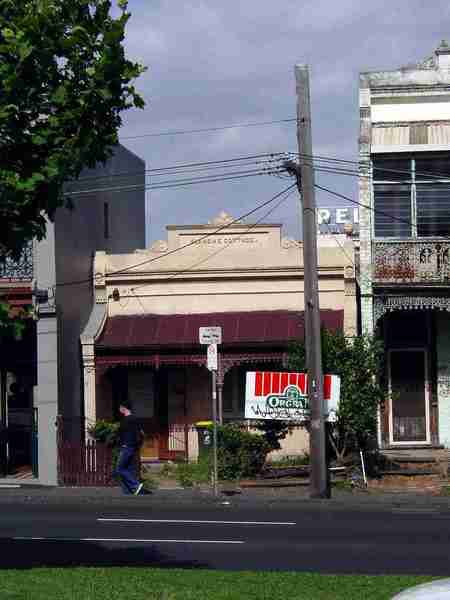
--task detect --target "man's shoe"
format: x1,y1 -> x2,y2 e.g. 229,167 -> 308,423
134,482 -> 144,496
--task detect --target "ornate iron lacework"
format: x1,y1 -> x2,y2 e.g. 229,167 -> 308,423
374,295 -> 450,323
373,240 -> 450,284
0,241 -> 33,281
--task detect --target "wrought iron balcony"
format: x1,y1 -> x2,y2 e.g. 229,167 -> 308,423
373,239 -> 450,285
0,241 -> 33,281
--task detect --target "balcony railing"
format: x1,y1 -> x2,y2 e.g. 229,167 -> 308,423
373,239 -> 450,285
0,241 -> 33,281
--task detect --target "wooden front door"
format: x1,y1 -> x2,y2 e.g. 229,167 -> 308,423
127,369 -> 160,460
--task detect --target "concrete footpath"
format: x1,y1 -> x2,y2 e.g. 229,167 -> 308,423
3,483 -> 450,511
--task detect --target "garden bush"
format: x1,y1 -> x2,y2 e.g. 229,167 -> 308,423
212,423 -> 271,480
87,420 -> 120,446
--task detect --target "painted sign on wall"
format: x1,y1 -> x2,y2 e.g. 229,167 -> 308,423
245,371 -> 340,422
317,207 -> 359,234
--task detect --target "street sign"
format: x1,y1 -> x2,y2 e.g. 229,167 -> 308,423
199,326 -> 222,345
207,343 -> 218,371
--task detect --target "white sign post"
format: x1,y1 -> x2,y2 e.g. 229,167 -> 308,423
199,327 -> 222,497
207,343 -> 218,371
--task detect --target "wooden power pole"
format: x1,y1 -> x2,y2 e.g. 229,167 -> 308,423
292,64 -> 329,499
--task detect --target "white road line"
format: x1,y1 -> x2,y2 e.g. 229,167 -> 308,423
98,518 -> 296,526
13,537 -> 244,544
391,508 -> 439,514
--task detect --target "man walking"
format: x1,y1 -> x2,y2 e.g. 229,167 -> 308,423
113,401 -> 144,495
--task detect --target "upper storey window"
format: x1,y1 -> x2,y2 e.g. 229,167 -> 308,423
373,154 -> 450,238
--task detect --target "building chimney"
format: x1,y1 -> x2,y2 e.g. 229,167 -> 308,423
435,40 -> 450,71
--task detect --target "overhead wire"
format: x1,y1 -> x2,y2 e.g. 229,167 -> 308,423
68,152 -> 286,183
129,187 -> 296,295
63,152 -> 450,198
314,182 -> 419,232
295,152 -> 450,181
120,117 -> 298,140
64,167 -> 283,196
54,147 -> 450,288
109,183 -> 297,277
55,182 -> 297,288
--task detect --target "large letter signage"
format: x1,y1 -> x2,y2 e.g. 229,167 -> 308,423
245,372 -> 340,422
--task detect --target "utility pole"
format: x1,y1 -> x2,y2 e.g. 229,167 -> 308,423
286,64 -> 329,499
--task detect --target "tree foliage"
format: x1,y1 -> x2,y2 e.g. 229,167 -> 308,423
0,300 -> 28,338
0,0 -> 145,258
289,329 -> 385,463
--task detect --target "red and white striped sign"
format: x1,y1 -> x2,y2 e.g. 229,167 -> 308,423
245,371 -> 340,421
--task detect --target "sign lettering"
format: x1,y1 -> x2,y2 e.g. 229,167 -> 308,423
199,326 -> 222,345
245,372 -> 340,422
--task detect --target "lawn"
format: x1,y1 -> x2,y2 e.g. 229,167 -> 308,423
0,568 -> 435,600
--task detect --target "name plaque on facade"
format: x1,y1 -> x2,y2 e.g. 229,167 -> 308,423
181,233 -> 263,248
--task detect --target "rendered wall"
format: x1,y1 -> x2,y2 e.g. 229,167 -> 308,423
55,145 -> 146,434
437,311 -> 450,448
35,222 -> 58,484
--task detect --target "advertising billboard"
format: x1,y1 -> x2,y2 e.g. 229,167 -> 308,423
245,371 -> 340,422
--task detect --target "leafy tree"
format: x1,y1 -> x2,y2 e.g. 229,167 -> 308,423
0,300 -> 29,338
289,329 -> 385,463
0,0 -> 145,256
0,0 -> 145,333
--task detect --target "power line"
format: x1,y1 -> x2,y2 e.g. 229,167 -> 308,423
65,152 -> 450,195
64,167 -> 282,197
320,222 -> 373,290
314,182 -> 450,245
120,118 -> 297,140
314,182 -> 414,230
70,153 -> 285,183
130,188 -> 296,294
111,183 -> 296,276
55,182 -> 297,288
295,152 -> 450,182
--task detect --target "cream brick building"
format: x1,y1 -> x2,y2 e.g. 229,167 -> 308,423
81,211 -> 357,460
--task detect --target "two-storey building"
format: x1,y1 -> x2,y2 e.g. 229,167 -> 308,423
0,144 -> 146,484
359,42 -> 450,449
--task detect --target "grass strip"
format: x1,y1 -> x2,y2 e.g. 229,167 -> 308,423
0,567 -> 435,600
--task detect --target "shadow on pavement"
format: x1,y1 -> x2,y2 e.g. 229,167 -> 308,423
0,539 -> 209,570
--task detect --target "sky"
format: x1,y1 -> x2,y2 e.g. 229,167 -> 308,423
115,1 -> 450,245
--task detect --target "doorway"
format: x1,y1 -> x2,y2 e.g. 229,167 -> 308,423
388,349 -> 429,444
0,371 -> 36,478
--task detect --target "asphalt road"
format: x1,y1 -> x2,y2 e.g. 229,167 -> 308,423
1,500 -> 450,575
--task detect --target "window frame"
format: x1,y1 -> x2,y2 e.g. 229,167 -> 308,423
372,154 -> 450,240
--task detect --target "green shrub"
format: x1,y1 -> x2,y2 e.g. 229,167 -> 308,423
267,453 -> 310,467
175,459 -> 210,488
213,423 -> 271,480
253,420 -> 295,451
88,420 -> 120,446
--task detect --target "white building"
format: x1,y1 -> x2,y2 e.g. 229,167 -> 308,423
359,42 -> 450,448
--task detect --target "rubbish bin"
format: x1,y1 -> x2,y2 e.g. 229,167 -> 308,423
195,421 -> 213,460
